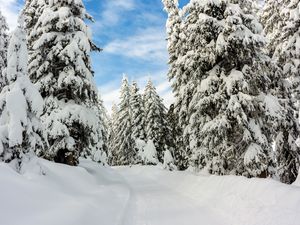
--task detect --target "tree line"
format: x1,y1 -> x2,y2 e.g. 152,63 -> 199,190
107,76 -> 177,169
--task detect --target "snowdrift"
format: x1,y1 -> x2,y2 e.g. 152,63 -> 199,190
0,159 -> 299,225
134,167 -> 300,225
0,158 -> 130,225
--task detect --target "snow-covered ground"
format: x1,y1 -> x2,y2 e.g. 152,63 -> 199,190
1,158 -> 300,225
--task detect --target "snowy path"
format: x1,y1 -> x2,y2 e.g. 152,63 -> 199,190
1,159 -> 300,225
114,167 -> 228,225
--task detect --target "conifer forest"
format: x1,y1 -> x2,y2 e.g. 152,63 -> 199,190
0,1 -> 300,225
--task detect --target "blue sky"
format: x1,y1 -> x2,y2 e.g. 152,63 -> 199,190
0,0 -> 189,110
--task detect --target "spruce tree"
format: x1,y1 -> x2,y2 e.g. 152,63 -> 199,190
163,0 -> 197,169
130,81 -> 146,142
0,19 -> 45,170
273,0 -> 300,118
260,0 -> 285,57
24,0 -> 47,88
166,104 -> 185,169
261,0 -> 300,183
108,103 -> 119,165
23,0 -> 47,44
94,94 -> 109,163
112,76 -> 135,165
164,0 -> 274,177
144,79 -> 169,162
0,10 -> 8,89
27,0 -> 103,165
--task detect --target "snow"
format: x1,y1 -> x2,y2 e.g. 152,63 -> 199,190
163,149 -> 177,170
1,158 -> 300,225
6,82 -> 27,147
294,171 -> 300,186
138,140 -> 159,165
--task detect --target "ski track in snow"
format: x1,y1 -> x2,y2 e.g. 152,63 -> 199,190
113,166 -> 227,225
1,159 -> 300,225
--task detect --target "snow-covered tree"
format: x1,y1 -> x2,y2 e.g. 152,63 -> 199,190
163,149 -> 177,171
144,79 -> 169,162
23,0 -> 47,46
96,94 -> 109,157
163,0 -> 199,169
260,0 -> 285,57
164,0 -> 274,177
112,76 -> 135,165
261,0 -> 300,183
130,81 -> 146,142
273,0 -> 300,118
166,104 -> 185,169
235,0 -> 260,15
138,140 -> 159,165
0,10 -> 8,89
261,0 -> 300,115
23,0 -> 48,91
108,103 -> 118,165
28,0 -> 103,165
0,19 -> 45,170
81,94 -> 108,165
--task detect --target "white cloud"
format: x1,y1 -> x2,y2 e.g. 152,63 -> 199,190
104,27 -> 168,61
0,0 -> 20,29
95,0 -> 135,28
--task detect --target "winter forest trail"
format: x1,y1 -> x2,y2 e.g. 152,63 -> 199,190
113,167 -> 229,225
1,159 -> 300,225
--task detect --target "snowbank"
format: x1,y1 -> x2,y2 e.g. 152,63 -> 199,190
129,166 -> 300,225
0,159 -> 299,225
0,158 -> 130,225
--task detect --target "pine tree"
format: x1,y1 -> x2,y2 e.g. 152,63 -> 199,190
27,0 -> 103,165
236,0 -> 260,15
163,0 -> 199,169
166,104 -> 185,169
112,76 -> 135,165
163,149 -> 177,171
144,79 -> 169,162
260,0 -> 285,57
95,94 -> 109,163
130,81 -> 146,142
23,0 -> 47,88
108,103 -> 119,165
23,0 -> 47,45
164,0 -> 274,177
261,0 -> 300,183
0,19 -> 45,170
274,0 -> 300,118
0,10 -> 8,89
138,140 -> 159,165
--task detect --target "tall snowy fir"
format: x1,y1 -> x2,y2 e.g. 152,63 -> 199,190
94,94 -> 109,163
144,80 -> 169,162
166,104 -> 183,169
268,0 -> 300,118
261,0 -> 300,183
23,0 -> 47,47
164,0 -> 274,177
130,81 -> 146,143
0,10 -> 8,90
163,0 -> 191,169
26,0 -> 104,165
112,76 -> 135,165
0,19 -> 45,170
108,103 -> 118,165
260,0 -> 285,57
